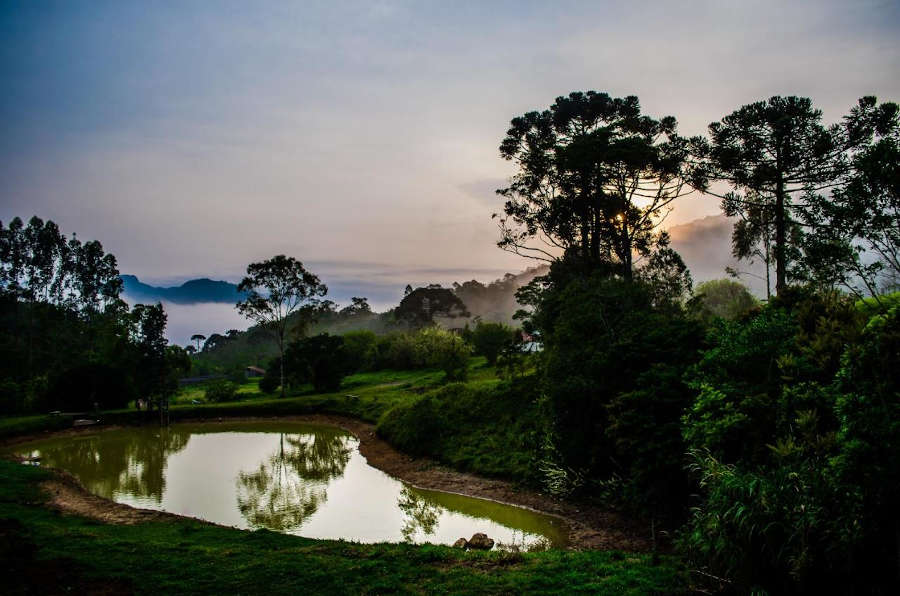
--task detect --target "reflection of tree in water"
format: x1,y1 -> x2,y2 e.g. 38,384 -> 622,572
398,486 -> 441,542
119,428 -> 191,501
235,431 -> 352,531
26,427 -> 191,503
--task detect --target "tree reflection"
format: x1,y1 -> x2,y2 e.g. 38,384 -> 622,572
398,486 -> 441,542
235,431 -> 351,531
24,427 -> 190,503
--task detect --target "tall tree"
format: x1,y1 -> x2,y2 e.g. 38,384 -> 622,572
496,91 -> 698,278
802,97 -> 900,296
191,334 -> 207,352
236,256 -> 327,397
131,303 -> 174,423
698,96 -> 849,296
395,286 -> 469,329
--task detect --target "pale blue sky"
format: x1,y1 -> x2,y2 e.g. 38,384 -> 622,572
2,0 -> 899,289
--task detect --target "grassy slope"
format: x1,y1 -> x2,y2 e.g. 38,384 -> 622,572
0,461 -> 687,595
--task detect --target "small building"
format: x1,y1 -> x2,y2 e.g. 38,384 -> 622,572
521,341 -> 543,353
245,366 -> 266,378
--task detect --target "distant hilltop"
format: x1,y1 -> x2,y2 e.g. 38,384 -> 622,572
120,275 -> 245,305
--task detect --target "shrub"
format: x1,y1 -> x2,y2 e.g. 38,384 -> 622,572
227,368 -> 246,384
283,334 -> 349,392
258,372 -> 279,395
377,380 -> 543,482
413,327 -> 471,381
470,321 -> 515,366
692,278 -> 758,322
204,380 -> 238,403
681,293 -> 899,594
374,332 -> 419,370
377,391 -> 444,455
342,330 -> 378,372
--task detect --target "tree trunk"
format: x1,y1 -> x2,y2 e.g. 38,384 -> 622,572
622,220 -> 632,281
774,176 -> 787,296
279,336 -> 285,398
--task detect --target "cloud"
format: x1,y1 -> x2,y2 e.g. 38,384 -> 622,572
667,215 -> 770,296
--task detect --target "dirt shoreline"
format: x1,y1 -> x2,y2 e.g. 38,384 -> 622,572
4,415 -> 653,552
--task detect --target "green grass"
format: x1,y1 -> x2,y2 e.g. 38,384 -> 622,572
0,361 -> 525,483
376,378 -> 543,482
0,365 -> 467,440
0,460 -> 689,595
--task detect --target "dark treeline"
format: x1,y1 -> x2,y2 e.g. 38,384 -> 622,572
0,216 -> 189,416
499,92 -> 899,594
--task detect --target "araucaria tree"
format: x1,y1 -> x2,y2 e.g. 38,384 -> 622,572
698,96 -> 851,296
803,97 -> 900,295
190,333 -> 206,352
236,256 -> 327,397
496,91 -> 699,278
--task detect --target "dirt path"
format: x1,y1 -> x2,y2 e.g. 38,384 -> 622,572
7,415 -> 653,551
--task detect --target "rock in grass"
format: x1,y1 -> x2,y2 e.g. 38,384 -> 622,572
452,538 -> 468,549
467,533 -> 494,550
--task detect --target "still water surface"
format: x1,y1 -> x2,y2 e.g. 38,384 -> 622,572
13,422 -> 566,549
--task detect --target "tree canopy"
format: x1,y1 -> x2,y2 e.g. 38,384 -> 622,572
236,255 -> 327,396
496,91 -> 700,278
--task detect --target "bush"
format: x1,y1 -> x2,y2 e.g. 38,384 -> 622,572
283,334 -> 349,393
470,322 -> 515,366
377,380 -> 542,481
377,392 -> 444,455
258,371 -> 279,395
412,327 -> 470,381
342,330 -> 378,372
374,332 -> 419,370
227,368 -> 246,384
204,380 -> 238,403
692,278 -> 758,322
681,293 -> 899,594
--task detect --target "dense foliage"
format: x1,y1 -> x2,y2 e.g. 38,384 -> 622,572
681,291 -> 899,593
468,321 -> 517,366
0,217 -> 188,416
523,264 -> 704,523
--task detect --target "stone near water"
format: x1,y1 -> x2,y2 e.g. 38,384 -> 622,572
467,533 -> 494,550
452,538 -> 468,549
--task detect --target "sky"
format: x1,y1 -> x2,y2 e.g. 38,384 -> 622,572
2,0 -> 899,304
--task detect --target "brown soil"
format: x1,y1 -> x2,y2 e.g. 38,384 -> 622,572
6,415 -> 653,551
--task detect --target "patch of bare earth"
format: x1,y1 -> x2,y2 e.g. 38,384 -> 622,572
41,470 -> 198,525
8,414 -> 652,551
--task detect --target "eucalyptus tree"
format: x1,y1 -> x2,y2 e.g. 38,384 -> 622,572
236,255 -> 327,397
496,91 -> 700,279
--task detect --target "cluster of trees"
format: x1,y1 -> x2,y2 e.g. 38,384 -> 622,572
499,93 -> 898,299
499,92 -> 899,593
0,217 -> 188,416
258,326 -> 480,395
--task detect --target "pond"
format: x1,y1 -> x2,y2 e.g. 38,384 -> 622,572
11,421 -> 567,550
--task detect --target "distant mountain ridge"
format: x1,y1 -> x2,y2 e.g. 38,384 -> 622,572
121,275 -> 245,304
